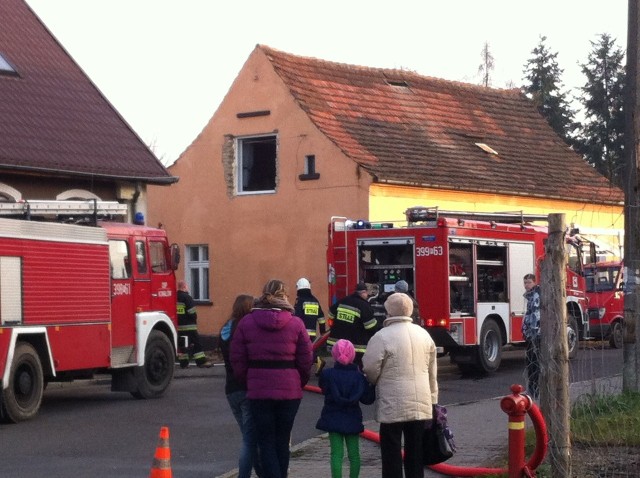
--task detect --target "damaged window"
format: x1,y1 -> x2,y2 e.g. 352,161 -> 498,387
236,135 -> 277,193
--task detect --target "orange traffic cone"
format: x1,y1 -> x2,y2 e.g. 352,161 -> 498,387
149,426 -> 172,478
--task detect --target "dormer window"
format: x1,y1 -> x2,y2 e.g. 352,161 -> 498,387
0,53 -> 18,76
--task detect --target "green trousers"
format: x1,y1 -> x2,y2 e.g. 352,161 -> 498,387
329,432 -> 361,478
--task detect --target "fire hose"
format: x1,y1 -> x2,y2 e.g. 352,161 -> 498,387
304,335 -> 548,476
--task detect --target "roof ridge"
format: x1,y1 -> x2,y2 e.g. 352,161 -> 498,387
256,44 -> 522,95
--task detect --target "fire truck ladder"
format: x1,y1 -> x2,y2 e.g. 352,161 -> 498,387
0,199 -> 128,222
405,206 -> 549,226
329,216 -> 350,300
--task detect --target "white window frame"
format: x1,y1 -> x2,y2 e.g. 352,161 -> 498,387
186,245 -> 210,302
236,134 -> 277,195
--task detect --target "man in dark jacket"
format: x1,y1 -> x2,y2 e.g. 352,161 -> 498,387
327,282 -> 377,367
294,277 -> 327,375
177,280 -> 212,368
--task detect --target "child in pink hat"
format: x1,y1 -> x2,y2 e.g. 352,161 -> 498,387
316,339 -> 375,478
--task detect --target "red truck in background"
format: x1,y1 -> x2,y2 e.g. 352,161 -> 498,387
585,261 -> 624,349
0,200 -> 180,422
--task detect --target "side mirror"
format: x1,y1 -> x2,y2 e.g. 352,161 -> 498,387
170,243 -> 180,270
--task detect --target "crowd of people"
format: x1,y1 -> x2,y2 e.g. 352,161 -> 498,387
187,276 -> 437,478
178,270 -> 543,477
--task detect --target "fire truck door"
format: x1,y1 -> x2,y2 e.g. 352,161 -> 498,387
148,240 -> 175,314
507,242 -> 534,341
109,239 -> 135,348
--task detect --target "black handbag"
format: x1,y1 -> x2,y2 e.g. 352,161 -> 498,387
423,404 -> 456,465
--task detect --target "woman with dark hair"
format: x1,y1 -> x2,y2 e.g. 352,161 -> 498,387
230,279 -> 313,478
220,294 -> 261,478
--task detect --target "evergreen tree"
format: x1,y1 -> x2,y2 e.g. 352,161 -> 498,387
478,41 -> 494,87
576,33 -> 626,186
522,36 -> 577,144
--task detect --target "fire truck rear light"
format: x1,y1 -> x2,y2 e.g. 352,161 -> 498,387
437,319 -> 447,327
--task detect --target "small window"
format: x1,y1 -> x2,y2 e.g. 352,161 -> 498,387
475,143 -> 498,155
0,53 -> 17,76
299,155 -> 320,181
149,241 -> 168,273
135,241 -> 148,274
186,245 -> 210,301
109,240 -> 131,279
305,155 -> 316,174
237,135 -> 277,193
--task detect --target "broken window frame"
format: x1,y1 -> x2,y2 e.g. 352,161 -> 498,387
236,134 -> 277,194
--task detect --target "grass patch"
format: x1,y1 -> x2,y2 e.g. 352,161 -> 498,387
571,392 -> 640,446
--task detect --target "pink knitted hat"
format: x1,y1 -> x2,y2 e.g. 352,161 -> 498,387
332,339 -> 356,365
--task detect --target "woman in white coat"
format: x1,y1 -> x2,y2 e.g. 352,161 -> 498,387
362,292 -> 438,478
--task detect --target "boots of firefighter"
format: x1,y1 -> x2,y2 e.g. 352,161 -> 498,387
315,356 -> 326,376
193,351 -> 213,368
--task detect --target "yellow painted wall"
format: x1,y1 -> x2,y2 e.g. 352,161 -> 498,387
369,184 -> 624,257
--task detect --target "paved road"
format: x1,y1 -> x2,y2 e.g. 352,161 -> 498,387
0,343 -> 622,477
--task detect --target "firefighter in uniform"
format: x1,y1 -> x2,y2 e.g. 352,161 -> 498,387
177,280 -> 212,368
327,281 -> 377,368
294,277 -> 327,375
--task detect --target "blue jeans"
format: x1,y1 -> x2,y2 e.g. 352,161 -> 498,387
227,391 -> 262,478
250,399 -> 301,478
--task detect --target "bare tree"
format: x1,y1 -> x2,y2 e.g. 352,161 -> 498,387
478,41 -> 494,87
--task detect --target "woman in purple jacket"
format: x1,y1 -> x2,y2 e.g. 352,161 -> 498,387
230,279 -> 314,478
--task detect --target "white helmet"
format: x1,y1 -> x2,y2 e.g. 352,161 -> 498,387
296,278 -> 311,290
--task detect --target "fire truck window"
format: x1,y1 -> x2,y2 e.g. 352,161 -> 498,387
449,244 -> 473,314
135,241 -> 148,274
109,240 -> 131,279
477,246 -> 507,302
150,241 -> 168,273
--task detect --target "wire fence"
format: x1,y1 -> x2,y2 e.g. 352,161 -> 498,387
529,337 -> 640,477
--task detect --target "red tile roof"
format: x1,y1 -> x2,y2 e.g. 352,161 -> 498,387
259,45 -> 622,205
0,0 -> 176,184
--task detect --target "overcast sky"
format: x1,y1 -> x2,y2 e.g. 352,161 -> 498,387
26,0 -> 628,165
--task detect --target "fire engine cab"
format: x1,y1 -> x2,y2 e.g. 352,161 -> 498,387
327,207 -> 589,373
0,200 -> 180,422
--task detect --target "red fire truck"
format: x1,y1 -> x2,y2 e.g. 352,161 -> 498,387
585,260 -> 624,349
327,207 -> 589,373
0,200 -> 180,422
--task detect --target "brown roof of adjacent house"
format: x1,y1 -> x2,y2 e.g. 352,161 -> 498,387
0,0 -> 176,184
259,45 -> 622,205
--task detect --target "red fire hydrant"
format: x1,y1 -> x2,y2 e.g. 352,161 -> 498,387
500,384 -> 533,477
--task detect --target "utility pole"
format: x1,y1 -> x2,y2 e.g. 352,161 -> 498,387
540,213 -> 571,477
623,0 -> 640,392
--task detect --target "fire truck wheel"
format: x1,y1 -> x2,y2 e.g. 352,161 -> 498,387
567,316 -> 579,359
132,330 -> 175,399
609,320 -> 623,349
0,342 -> 44,423
478,320 -> 502,373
